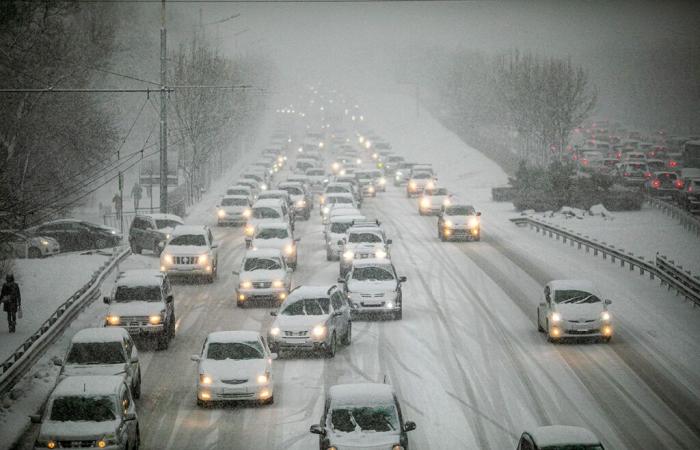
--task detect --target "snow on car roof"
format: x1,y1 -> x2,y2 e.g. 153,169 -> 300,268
245,248 -> 284,258
259,190 -> 289,196
287,285 -> 334,301
207,330 -> 261,343
530,426 -> 601,446
331,215 -> 366,223
71,327 -> 129,344
227,184 -> 252,190
278,181 -> 303,187
351,258 -> 393,268
329,383 -> 395,407
253,198 -> 284,208
324,192 -> 354,199
548,279 -> 599,294
222,194 -> 249,200
171,225 -> 207,236
53,375 -> 124,397
141,213 -> 183,223
255,222 -> 289,230
115,271 -> 163,288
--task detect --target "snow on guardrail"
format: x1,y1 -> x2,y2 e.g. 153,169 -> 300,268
510,216 -> 700,306
0,247 -> 131,395
644,194 -> 700,237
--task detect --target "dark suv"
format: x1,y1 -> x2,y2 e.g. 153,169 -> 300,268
129,213 -> 184,256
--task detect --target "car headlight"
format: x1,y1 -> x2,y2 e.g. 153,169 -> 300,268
379,177 -> 386,185
312,324 -> 327,338
106,315 -> 120,326
240,281 -> 253,289
375,249 -> 387,259
257,372 -> 270,384
217,209 -> 226,218
245,225 -> 255,236
163,254 -> 173,265
396,171 -> 403,177
409,181 -> 417,190
296,199 -> 306,207
165,233 -> 171,240
426,181 -> 435,190
444,220 -> 454,229
368,186 -> 375,193
601,311 -> 611,321
392,445 -> 404,450
199,374 -> 213,386
343,250 -> 354,261
443,198 -> 451,206
551,312 -> 562,323
198,254 -> 208,265
467,216 -> 480,228
356,158 -> 362,165
148,315 -> 162,325
420,198 -> 430,208
272,280 -> 284,288
41,239 -> 49,246
243,208 -> 252,218
323,206 -> 330,215
270,327 -> 280,337
284,244 -> 295,255
261,183 -> 268,191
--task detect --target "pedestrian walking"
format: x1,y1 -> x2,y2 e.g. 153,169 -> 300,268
112,192 -> 122,222
131,182 -> 143,211
1,274 -> 22,333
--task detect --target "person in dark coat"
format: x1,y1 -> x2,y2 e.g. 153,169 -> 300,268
1,273 -> 21,333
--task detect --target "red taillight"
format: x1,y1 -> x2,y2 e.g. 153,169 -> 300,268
616,152 -> 622,160
651,179 -> 661,189
675,180 -> 684,189
582,159 -> 589,166
573,154 -> 578,161
644,172 -> 652,178
690,186 -> 694,192
624,172 -> 631,177
669,160 -> 678,168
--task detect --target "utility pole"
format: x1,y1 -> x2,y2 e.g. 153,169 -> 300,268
159,0 -> 168,214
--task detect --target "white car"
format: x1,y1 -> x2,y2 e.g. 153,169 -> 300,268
244,198 -> 293,247
406,171 -> 436,197
55,328 -> 141,399
517,425 -> 605,450
320,193 -> 357,221
324,214 -> 366,261
216,195 -> 251,226
418,187 -> 451,215
342,258 -> 406,320
537,280 -> 613,343
31,376 -> 139,450
438,203 -> 481,242
339,223 -> 391,277
0,230 -> 60,258
268,285 -> 352,358
278,181 -> 311,220
225,184 -> 254,203
250,222 -> 299,269
235,248 -> 293,307
160,225 -> 219,282
191,331 -> 275,406
310,383 -> 416,450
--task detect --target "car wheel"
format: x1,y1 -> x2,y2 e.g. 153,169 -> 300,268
262,395 -> 274,405
394,308 -> 402,320
602,336 -> 612,343
132,371 -> 142,399
130,241 -> 142,254
133,427 -> 140,450
326,250 -> 332,261
439,230 -> 446,242
28,247 -> 42,259
537,309 -> 544,332
156,331 -> 169,351
342,322 -> 352,345
326,333 -> 337,358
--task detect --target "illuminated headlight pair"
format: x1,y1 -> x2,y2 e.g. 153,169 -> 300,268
296,200 -> 307,208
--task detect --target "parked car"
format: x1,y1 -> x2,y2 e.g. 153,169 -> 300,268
235,248 -> 292,307
55,327 -> 141,399
341,258 -> 406,320
216,195 -> 251,226
268,285 -> 352,358
129,213 -> 183,255
516,425 -> 605,450
310,383 -> 416,450
160,225 -> 219,282
438,204 -> 481,242
536,280 -> 613,343
26,219 -> 122,252
0,230 -> 59,258
103,269 -> 176,350
191,331 -> 275,406
31,376 -> 140,450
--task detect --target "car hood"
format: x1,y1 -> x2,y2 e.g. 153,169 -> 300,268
60,363 -> 128,379
345,243 -> 385,252
275,314 -> 328,331
444,215 -> 478,226
39,420 -> 119,442
239,269 -> 287,282
108,301 -> 164,317
248,218 -> 283,226
347,280 -> 397,293
163,245 -> 209,256
200,358 -> 267,380
328,431 -> 402,450
556,302 -> 605,320
251,238 -> 291,250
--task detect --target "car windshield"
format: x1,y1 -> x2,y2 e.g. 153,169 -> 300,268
328,196 -> 352,204
281,298 -> 330,316
413,172 -> 431,179
222,198 -> 248,206
206,341 -> 263,360
331,222 -> 353,233
352,266 -> 395,281
155,219 -> 182,229
307,169 -> 324,176
253,207 -> 281,219
555,289 -> 601,304
446,206 -> 476,215
259,194 -> 285,202
114,286 -> 161,302
326,186 -> 348,193
348,232 -> 382,243
330,405 -> 400,433
243,257 -> 282,271
227,189 -> 248,196
540,446 -> 605,450
427,188 -> 448,196
280,186 -> 303,195
256,228 -> 289,239
50,396 -> 116,422
66,342 -> 126,365
170,234 -> 206,246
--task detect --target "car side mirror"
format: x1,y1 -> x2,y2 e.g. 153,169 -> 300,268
190,355 -> 200,362
333,311 -> 343,317
399,276 -> 407,283
211,244 -> 218,249
294,238 -> 301,242
386,239 -> 392,245
605,299 -> 612,305
232,270 -> 240,276
337,277 -> 346,284
131,354 -> 139,363
477,212 -> 482,216
404,421 -> 417,432
270,311 -> 278,317
123,412 -> 137,422
166,295 -> 173,303
309,424 -> 326,436
52,356 -> 63,367
30,414 -> 41,424
103,296 -> 111,304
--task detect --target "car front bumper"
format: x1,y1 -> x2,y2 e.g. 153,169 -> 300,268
161,264 -> 214,276
237,287 -> 288,303
218,214 -> 247,225
549,322 -> 613,339
105,322 -> 164,336
443,227 -> 480,240
198,382 -> 273,402
268,335 -> 330,352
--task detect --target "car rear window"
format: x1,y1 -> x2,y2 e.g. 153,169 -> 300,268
222,198 -> 248,206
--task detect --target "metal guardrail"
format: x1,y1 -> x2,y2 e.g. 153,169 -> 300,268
0,246 -> 131,395
511,216 -> 700,306
644,194 -> 700,236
